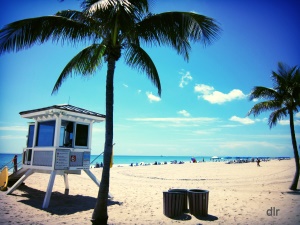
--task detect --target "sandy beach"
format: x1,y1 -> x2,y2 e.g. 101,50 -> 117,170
0,159 -> 299,225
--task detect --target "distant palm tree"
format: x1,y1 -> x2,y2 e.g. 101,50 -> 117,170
0,0 -> 220,223
248,62 -> 300,190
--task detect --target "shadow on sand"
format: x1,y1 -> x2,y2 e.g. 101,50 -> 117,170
12,184 -> 121,215
171,212 -> 218,223
285,189 -> 300,195
172,213 -> 192,221
194,214 -> 219,221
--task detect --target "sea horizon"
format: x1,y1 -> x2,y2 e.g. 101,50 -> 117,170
0,152 -> 292,173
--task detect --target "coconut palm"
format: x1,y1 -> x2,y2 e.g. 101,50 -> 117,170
0,0 -> 220,223
248,62 -> 300,191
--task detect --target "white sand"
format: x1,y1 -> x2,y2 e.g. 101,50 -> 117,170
0,159 -> 299,224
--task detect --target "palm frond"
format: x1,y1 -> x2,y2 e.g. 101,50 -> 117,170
55,10 -> 107,40
52,43 -> 106,94
0,16 -> 92,54
124,43 -> 161,96
55,10 -> 85,21
85,0 -> 149,15
249,86 -> 278,101
136,11 -> 221,61
247,100 -> 281,117
272,62 -> 299,90
268,107 -> 288,128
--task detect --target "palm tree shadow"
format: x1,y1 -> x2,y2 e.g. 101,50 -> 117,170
13,184 -> 121,215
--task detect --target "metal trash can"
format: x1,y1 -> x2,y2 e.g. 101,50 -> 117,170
163,191 -> 185,218
168,189 -> 188,211
187,189 -> 209,216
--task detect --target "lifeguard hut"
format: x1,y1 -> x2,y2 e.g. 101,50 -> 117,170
7,104 -> 107,208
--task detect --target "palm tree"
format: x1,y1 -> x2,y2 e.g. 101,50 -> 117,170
0,0 -> 220,223
248,62 -> 300,191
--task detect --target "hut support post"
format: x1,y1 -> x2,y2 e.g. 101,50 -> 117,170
7,169 -> 34,195
42,170 -> 57,208
64,173 -> 69,195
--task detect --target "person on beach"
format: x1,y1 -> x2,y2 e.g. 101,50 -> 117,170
12,155 -> 18,173
256,158 -> 261,167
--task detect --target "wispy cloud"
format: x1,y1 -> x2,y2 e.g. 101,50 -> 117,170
128,117 -> 217,122
219,140 -> 287,150
229,116 -> 255,125
137,90 -> 142,94
194,84 -> 246,104
123,84 -> 129,88
193,128 -> 221,135
279,119 -> 300,126
0,126 -> 27,131
146,92 -> 161,102
177,110 -> 190,117
179,70 -> 193,88
127,117 -> 218,128
92,127 -> 105,133
0,135 -> 26,140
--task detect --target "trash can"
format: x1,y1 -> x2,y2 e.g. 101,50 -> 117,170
163,191 -> 185,218
168,189 -> 188,211
187,189 -> 209,216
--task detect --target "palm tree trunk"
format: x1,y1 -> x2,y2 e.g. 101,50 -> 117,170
91,57 -> 115,224
289,110 -> 299,190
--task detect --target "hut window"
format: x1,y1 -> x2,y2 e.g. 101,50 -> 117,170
36,121 -> 56,146
59,121 -> 74,147
27,124 -> 35,147
75,124 -> 89,147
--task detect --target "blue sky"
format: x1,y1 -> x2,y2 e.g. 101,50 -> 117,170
0,0 -> 299,157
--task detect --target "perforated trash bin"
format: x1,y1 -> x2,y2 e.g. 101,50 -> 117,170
168,189 -> 188,211
163,191 -> 185,218
188,189 -> 209,216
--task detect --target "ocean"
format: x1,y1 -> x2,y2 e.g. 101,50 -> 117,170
0,153 -> 210,172
0,153 -> 283,173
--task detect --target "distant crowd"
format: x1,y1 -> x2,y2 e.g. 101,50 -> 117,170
91,156 -> 290,168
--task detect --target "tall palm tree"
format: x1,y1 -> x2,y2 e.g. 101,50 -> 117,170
0,0 -> 220,223
248,62 -> 300,191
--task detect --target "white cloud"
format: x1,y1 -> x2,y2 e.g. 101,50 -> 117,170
179,70 -> 192,88
178,110 -> 190,117
295,112 -> 300,118
0,126 -> 27,131
229,116 -> 255,125
146,92 -> 161,102
123,84 -> 128,88
137,90 -> 142,94
194,84 -> 246,104
194,84 -> 214,95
